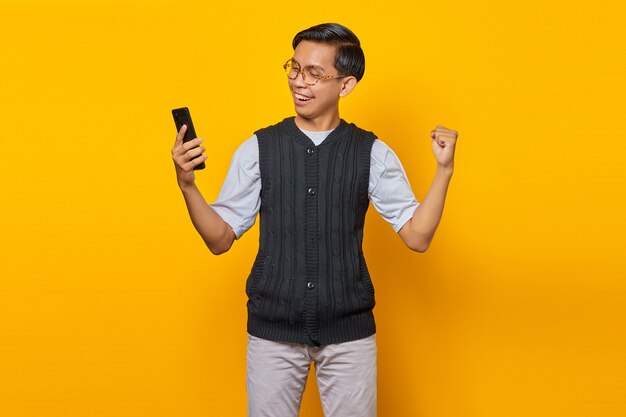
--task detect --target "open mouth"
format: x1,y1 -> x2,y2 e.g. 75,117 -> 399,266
294,93 -> 313,102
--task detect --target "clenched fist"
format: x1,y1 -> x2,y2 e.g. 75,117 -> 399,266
430,125 -> 458,170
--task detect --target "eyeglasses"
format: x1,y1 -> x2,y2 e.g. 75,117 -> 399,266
283,58 -> 346,86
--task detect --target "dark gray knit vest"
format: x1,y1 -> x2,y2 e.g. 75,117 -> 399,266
246,116 -> 377,346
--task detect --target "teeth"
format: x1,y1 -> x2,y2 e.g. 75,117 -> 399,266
295,93 -> 312,101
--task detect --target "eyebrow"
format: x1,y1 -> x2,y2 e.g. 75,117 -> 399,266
291,58 -> 326,72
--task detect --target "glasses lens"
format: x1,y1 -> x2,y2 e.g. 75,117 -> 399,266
284,60 -> 299,79
284,60 -> 320,85
303,67 -> 321,85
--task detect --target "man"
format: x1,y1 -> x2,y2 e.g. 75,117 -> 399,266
171,23 -> 458,417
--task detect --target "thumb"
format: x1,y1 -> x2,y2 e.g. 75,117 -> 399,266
175,124 -> 187,146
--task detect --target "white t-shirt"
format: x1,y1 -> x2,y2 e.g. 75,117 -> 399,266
209,126 -> 420,239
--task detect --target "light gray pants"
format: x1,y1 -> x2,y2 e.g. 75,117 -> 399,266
246,333 -> 377,417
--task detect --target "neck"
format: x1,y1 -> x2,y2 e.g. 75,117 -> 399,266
295,113 -> 341,131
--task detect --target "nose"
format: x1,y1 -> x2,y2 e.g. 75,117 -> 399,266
292,70 -> 308,88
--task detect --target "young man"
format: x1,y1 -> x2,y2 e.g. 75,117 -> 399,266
171,23 -> 458,417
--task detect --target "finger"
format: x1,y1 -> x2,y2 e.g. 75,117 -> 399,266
432,134 -> 450,144
433,135 -> 456,146
433,130 -> 458,139
172,127 -> 189,156
181,137 -> 204,152
175,149 -> 203,170
178,145 -> 206,164
432,131 -> 448,141
431,128 -> 449,138
435,126 -> 459,137
175,137 -> 203,156
186,146 -> 206,160
173,125 -> 188,154
440,129 -> 458,138
182,153 -> 208,171
176,124 -> 187,144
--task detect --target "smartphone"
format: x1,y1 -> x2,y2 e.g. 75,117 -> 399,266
172,106 -> 206,170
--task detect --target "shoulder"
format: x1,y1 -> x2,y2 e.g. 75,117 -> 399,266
371,138 -> 408,172
344,121 -> 378,158
236,134 -> 258,155
373,137 -> 400,156
345,120 -> 377,140
230,134 -> 259,168
254,117 -> 293,139
371,138 -> 391,162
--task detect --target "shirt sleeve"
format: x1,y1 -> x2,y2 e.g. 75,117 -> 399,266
368,139 -> 420,233
208,134 -> 261,239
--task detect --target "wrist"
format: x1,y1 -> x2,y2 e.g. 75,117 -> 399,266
178,181 -> 197,193
436,163 -> 454,177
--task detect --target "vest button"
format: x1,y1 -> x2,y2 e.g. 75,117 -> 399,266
307,282 -> 315,289
307,188 -> 316,196
306,147 -> 314,155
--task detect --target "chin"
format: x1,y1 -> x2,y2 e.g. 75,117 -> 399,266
294,108 -> 314,119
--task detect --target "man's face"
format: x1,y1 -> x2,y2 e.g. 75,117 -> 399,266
288,40 -> 347,122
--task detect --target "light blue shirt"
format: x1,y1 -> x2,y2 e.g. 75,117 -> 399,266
210,126 -> 420,239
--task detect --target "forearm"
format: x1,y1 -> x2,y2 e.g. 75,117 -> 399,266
179,183 -> 235,255
402,165 -> 453,252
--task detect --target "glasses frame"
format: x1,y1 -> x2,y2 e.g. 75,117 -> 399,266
283,58 -> 346,86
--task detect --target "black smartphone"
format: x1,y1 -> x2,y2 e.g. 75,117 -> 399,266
172,106 -> 206,170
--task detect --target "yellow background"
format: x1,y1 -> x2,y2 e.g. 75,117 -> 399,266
1,0 -> 625,416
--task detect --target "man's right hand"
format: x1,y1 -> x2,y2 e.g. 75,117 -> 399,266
171,124 -> 208,188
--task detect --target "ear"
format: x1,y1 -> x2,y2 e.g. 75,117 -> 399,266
338,76 -> 358,97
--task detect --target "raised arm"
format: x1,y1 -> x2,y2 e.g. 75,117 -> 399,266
172,124 -> 236,255
398,125 -> 458,252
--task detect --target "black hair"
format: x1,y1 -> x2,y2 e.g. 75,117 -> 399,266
292,23 -> 365,82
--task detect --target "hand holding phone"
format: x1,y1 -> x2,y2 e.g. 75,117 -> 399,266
172,107 -> 206,171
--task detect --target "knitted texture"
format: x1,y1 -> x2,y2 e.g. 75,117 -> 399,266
246,116 -> 377,346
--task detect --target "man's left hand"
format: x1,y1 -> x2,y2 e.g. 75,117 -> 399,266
430,125 -> 458,169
